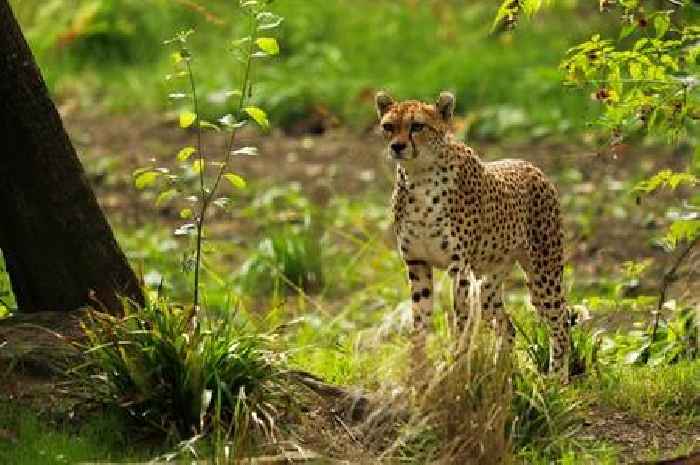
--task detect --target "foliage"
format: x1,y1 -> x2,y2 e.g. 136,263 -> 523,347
495,0 -> 699,143
14,0 -> 600,135
601,304 -> 699,366
73,300 -> 290,449
562,25 -> 700,142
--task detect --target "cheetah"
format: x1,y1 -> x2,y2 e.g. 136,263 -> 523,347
375,91 -> 570,381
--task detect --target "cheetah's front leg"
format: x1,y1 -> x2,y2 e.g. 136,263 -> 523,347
406,260 -> 433,359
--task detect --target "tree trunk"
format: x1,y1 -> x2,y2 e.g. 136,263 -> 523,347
0,0 -> 144,312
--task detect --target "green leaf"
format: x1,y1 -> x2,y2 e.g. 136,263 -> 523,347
244,106 -> 269,130
223,173 -> 247,190
634,170 -> 697,194
171,51 -> 183,64
192,159 -> 204,174
179,111 -> 196,128
619,23 -> 636,40
255,37 -> 279,55
629,61 -> 643,80
199,121 -> 220,131
231,146 -> 258,156
156,189 -> 177,206
177,146 -> 196,161
134,171 -> 160,189
664,219 -> 700,248
654,14 -> 669,39
257,12 -> 283,30
180,208 -> 193,219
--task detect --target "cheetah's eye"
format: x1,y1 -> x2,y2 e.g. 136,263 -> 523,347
410,122 -> 425,132
382,123 -> 395,132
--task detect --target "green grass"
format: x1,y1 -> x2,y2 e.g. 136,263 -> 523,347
74,300 -> 290,446
0,402 -> 147,465
583,361 -> 700,422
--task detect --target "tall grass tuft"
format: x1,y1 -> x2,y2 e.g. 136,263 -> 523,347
72,300 -> 291,456
510,366 -> 581,460
344,278 -> 584,464
513,308 -> 602,378
354,277 -> 513,465
237,220 -> 324,295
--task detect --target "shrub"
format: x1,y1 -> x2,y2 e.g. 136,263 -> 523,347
73,300 -> 291,452
602,305 -> 699,366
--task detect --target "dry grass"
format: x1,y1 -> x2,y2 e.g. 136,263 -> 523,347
299,276 -> 514,464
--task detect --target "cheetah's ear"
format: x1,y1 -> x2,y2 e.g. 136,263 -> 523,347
435,91 -> 455,122
375,91 -> 395,119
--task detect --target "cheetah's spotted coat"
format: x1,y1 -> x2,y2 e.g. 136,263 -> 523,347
376,91 -> 570,380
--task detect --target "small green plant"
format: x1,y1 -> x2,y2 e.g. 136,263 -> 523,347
75,2 -> 292,458
74,300 -> 290,449
602,304 -> 699,366
132,0 -> 282,311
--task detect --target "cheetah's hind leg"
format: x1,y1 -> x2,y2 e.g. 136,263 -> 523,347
522,262 -> 571,384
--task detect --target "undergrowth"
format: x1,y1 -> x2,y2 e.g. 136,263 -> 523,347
71,300 -> 292,457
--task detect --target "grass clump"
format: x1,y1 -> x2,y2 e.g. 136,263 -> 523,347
238,221 -> 324,296
73,300 -> 291,453
590,361 -> 700,421
511,367 -> 581,461
367,330 -> 513,465
513,307 -> 602,378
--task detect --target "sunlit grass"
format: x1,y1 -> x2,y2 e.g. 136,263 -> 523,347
580,361 -> 700,423
0,403 -> 149,465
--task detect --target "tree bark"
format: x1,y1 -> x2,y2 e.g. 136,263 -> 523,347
0,0 -> 144,312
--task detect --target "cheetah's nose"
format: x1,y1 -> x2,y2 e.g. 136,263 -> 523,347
391,142 -> 407,155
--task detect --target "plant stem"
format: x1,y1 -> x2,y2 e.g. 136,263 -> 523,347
187,57 -> 205,313
657,235 -> 699,312
191,11 -> 257,312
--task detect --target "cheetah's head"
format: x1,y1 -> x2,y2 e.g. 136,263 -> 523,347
375,91 -> 455,162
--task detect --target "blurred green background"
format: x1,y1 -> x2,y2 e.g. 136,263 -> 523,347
11,0 -> 612,138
